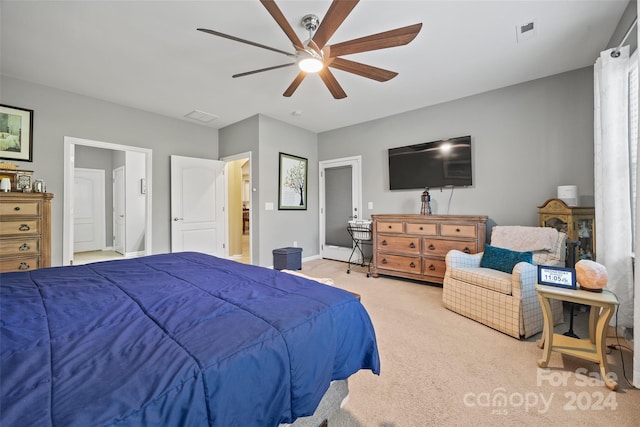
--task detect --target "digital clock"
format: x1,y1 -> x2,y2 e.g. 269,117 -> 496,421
537,265 -> 576,289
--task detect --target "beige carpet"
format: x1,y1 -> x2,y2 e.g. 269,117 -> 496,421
299,259 -> 639,427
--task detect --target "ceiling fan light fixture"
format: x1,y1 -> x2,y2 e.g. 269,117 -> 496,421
297,39 -> 324,73
298,56 -> 323,73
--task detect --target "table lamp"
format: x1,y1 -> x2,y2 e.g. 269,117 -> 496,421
0,177 -> 11,192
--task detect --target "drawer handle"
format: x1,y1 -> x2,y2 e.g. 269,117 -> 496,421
18,262 -> 30,270
409,242 -> 416,249
19,224 -> 31,232
463,247 -> 471,254
409,262 -> 416,268
19,243 -> 31,251
381,240 -> 388,246
456,228 -> 461,232
428,244 -> 436,250
388,225 -> 393,229
14,206 -> 21,211
428,264 -> 436,271
419,226 -> 423,230
381,258 -> 388,264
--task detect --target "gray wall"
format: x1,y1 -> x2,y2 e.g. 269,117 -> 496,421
318,67 -> 595,230
1,76 -> 219,265
0,65 -> 599,265
220,114 -> 318,266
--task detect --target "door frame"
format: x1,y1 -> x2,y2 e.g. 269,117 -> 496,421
63,136 -> 153,266
221,151 -> 252,264
319,155 -> 362,261
112,166 -> 125,255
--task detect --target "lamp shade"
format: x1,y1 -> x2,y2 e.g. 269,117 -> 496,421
1,178 -> 11,192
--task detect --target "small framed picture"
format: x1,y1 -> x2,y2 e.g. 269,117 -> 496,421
15,171 -> 33,192
0,104 -> 34,162
537,265 -> 577,289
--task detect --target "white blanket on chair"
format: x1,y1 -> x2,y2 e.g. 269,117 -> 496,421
490,226 -> 558,252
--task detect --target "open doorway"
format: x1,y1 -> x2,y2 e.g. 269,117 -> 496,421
223,152 -> 252,264
63,137 -> 152,266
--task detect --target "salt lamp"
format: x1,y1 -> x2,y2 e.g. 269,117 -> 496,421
575,260 -> 608,292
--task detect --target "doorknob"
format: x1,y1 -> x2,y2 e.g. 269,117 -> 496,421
173,217 -> 183,221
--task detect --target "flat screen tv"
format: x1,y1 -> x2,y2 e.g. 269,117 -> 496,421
388,135 -> 472,190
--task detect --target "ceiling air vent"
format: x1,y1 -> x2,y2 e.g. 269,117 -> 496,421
184,109 -> 219,123
516,19 -> 537,43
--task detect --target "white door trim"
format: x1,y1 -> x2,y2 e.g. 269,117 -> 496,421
319,155 -> 362,261
112,166 -> 126,255
63,136 -> 152,266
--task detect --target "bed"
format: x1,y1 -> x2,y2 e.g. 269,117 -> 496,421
0,252 -> 380,426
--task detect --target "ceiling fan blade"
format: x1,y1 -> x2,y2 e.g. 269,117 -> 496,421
328,57 -> 397,82
233,63 -> 296,78
283,72 -> 307,97
318,68 -> 347,99
328,23 -> 422,57
312,0 -> 359,49
260,0 -> 305,50
197,28 -> 295,57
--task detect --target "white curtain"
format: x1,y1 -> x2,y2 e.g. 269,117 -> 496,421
594,45 -> 634,331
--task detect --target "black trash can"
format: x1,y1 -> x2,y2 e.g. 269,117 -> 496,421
273,247 -> 303,270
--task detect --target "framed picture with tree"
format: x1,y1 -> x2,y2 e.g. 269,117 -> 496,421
278,152 -> 307,210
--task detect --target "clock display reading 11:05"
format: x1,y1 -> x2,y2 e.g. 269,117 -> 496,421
538,266 -> 576,289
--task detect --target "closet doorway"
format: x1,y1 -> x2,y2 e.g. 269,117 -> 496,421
63,136 -> 152,266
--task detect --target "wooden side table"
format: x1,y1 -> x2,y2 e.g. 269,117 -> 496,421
535,284 -> 619,390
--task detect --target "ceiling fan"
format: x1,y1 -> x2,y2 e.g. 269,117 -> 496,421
197,0 -> 422,99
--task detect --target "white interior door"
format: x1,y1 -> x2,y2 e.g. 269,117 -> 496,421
319,156 -> 362,262
113,166 -> 125,255
171,155 -> 225,255
73,168 -> 105,253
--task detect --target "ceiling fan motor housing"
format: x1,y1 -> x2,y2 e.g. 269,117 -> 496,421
301,14 -> 320,33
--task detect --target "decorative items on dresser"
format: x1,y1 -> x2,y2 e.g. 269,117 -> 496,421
537,198 -> 595,260
0,192 -> 53,272
371,214 -> 488,284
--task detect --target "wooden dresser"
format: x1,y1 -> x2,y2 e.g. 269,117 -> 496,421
0,192 -> 53,272
371,214 -> 488,284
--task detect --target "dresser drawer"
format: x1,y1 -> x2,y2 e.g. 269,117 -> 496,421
377,253 -> 421,274
376,221 -> 403,233
0,237 -> 40,256
0,201 -> 40,217
405,222 -> 437,235
0,219 -> 41,236
0,256 -> 40,272
377,235 -> 420,254
422,258 -> 446,278
424,239 -> 476,256
440,224 -> 477,238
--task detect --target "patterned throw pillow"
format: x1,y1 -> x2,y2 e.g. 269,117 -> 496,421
480,244 -> 533,273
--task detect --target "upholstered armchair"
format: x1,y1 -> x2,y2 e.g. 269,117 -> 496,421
442,226 -> 566,339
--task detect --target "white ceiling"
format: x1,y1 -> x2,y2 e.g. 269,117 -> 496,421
0,0 -> 630,133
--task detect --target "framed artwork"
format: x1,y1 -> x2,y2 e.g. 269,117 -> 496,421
0,104 -> 33,162
278,152 -> 307,210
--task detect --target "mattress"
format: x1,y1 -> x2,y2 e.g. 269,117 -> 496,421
0,252 -> 380,426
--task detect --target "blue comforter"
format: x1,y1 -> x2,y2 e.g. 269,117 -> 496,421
0,252 -> 380,426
